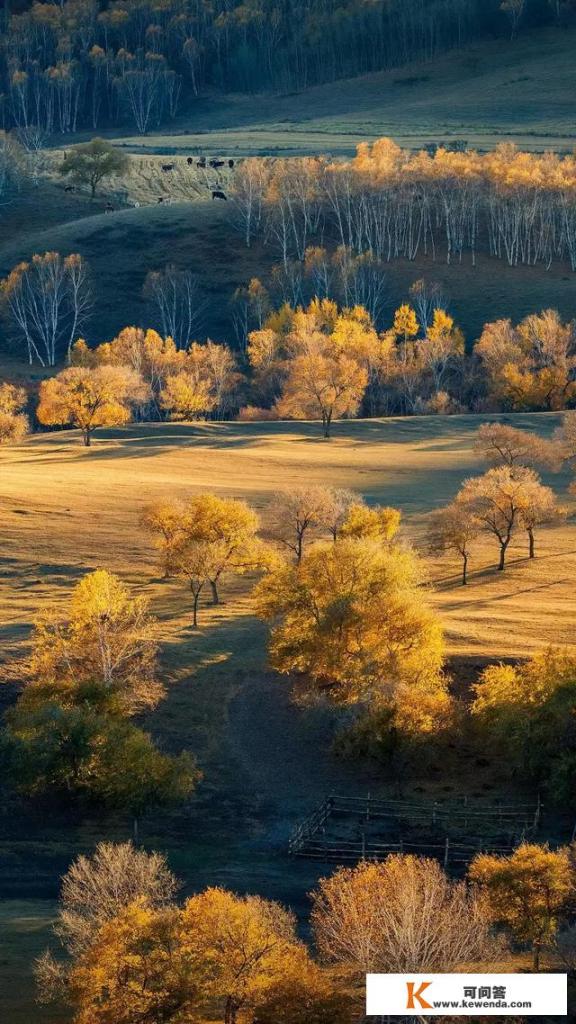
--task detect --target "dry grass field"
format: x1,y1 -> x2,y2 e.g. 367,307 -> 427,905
0,412 -> 574,1021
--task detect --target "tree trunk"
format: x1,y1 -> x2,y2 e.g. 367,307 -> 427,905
528,527 -> 535,559
83,428 -> 91,447
533,940 -> 541,972
210,579 -> 220,605
192,586 -> 200,627
224,996 -> 237,1024
323,413 -> 331,439
498,540 -> 509,570
462,551 -> 468,585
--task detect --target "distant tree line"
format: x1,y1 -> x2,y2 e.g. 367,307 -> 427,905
1,0 -> 574,135
232,141 -> 576,272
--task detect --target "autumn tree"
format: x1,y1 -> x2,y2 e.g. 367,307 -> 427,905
276,350 -> 367,438
255,537 -> 444,711
160,341 -> 242,422
60,137 -> 129,198
428,501 -> 481,584
469,843 -> 574,969
59,887 -> 318,1024
270,487 -> 346,562
37,364 -> 147,445
474,421 -> 559,470
22,568 -> 163,716
36,841 -> 178,1007
57,841 -> 179,956
0,381 -> 28,445
338,502 -> 401,543
456,465 -> 559,570
312,856 -> 498,980
144,494 -> 268,625
0,252 -> 92,365
248,300 -> 371,436
393,303 -> 419,345
475,311 -> 576,412
472,648 -> 576,796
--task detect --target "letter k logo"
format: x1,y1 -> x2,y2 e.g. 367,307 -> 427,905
406,980 -> 432,1010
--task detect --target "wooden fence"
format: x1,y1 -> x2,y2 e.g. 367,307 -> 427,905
288,793 -> 540,867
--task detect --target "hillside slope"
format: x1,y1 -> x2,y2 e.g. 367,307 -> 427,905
114,28 -> 576,156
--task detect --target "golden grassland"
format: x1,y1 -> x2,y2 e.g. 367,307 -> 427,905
1,415 -> 574,664
0,413 -> 575,1022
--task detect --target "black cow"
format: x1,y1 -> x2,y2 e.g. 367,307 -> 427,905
157,196 -> 164,204
64,184 -> 75,193
228,159 -> 235,168
212,190 -> 227,201
161,163 -> 174,172
197,157 -> 206,168
209,159 -> 225,169
187,156 -> 194,165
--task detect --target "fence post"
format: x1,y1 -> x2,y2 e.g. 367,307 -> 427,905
361,830 -> 366,860
444,836 -> 450,869
533,792 -> 541,830
366,792 -> 371,822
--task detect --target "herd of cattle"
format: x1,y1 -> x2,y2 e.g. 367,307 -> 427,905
62,154 -> 235,209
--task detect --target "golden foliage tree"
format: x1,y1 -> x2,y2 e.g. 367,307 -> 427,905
312,856 -> 498,978
471,648 -> 576,793
255,537 -> 444,709
24,568 -> 163,716
37,364 -> 147,445
0,381 -> 28,444
338,502 -> 401,543
475,311 -> 576,411
469,843 -> 574,969
144,493 -> 268,625
63,888 -> 317,1024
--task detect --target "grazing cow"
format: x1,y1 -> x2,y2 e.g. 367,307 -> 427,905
64,184 -> 75,193
212,190 -> 227,201
228,159 -> 235,168
209,159 -> 225,169
157,196 -> 164,204
197,157 -> 206,168
161,163 -> 174,172
187,156 -> 194,165
132,201 -> 141,208
105,203 -> 114,214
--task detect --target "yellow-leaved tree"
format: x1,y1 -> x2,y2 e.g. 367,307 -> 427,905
0,381 -> 28,444
62,887 -> 332,1024
23,568 -> 163,716
469,843 -> 575,969
143,493 -> 271,625
37,365 -> 147,445
311,856 -> 498,979
255,536 -> 445,717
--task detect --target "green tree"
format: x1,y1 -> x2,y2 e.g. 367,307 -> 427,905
60,138 -> 130,198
